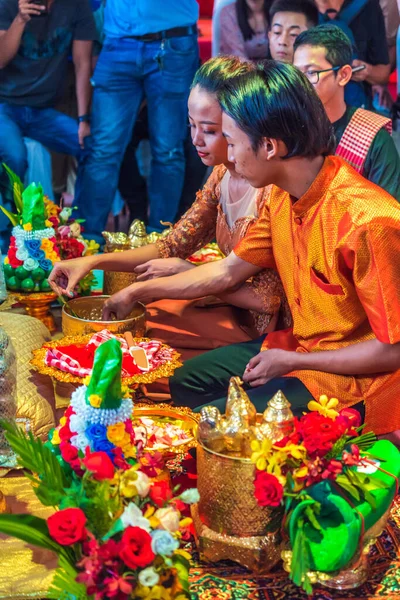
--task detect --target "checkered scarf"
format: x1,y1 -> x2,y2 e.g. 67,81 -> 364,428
335,108 -> 392,175
44,329 -> 175,378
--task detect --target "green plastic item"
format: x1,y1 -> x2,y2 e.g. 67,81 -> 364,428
289,440 -> 400,573
21,183 -> 46,229
85,338 -> 123,409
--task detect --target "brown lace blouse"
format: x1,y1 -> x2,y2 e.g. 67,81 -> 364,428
156,165 -> 291,334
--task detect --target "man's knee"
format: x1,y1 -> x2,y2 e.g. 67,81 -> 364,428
1,150 -> 27,180
151,140 -> 185,165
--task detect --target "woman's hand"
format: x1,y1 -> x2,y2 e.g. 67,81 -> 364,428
48,256 -> 95,297
242,349 -> 295,387
135,258 -> 194,281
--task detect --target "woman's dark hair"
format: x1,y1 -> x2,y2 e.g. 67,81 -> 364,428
269,0 -> 319,27
191,56 -> 256,94
218,60 -> 335,158
236,0 -> 272,41
293,24 -> 353,68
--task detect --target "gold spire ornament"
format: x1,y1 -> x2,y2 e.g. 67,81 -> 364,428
128,219 -> 148,248
259,389 -> 295,442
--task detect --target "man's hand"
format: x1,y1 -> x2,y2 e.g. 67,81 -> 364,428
17,0 -> 45,23
242,349 -> 295,387
135,257 -> 194,281
351,59 -> 369,82
102,287 -> 138,321
78,121 -> 91,149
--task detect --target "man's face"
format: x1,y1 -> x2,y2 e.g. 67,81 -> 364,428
314,0 -> 344,14
268,11 -> 309,63
293,45 -> 344,109
222,113 -> 274,188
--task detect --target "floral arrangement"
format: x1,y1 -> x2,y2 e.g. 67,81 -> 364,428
0,337 -> 199,599
251,395 -> 400,593
132,417 -> 192,451
1,165 -> 99,294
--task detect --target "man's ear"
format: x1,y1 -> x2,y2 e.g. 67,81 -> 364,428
262,137 -> 280,160
338,64 -> 353,87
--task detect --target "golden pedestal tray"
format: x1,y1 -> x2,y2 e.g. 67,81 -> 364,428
13,292 -> 57,333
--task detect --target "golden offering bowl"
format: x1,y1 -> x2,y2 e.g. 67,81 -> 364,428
191,441 -> 283,573
103,270 -> 137,296
14,292 -> 57,333
61,295 -> 146,337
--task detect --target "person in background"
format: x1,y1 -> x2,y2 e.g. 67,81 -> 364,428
73,0 -> 200,242
0,0 -> 96,248
268,0 -> 319,63
315,0 -> 391,109
293,24 -> 400,200
218,0 -> 271,59
374,0 -> 399,116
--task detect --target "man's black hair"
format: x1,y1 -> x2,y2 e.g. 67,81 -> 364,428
269,0 -> 319,27
293,24 -> 353,68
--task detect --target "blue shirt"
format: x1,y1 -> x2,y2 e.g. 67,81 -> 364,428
104,0 -> 199,38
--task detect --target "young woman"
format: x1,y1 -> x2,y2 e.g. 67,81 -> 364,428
49,57 -> 290,362
217,0 -> 271,60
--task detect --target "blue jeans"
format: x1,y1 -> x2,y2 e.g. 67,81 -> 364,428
74,33 -> 199,240
0,103 -> 86,251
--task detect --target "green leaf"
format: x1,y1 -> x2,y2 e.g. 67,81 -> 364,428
172,554 -> 191,593
47,555 -> 87,600
305,504 -> 322,531
3,163 -> 24,213
1,420 -> 70,505
290,518 -> 313,594
0,514 -> 62,554
0,204 -> 19,226
336,474 -> 361,501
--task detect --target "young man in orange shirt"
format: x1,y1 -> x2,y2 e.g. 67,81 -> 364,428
71,62 -> 400,434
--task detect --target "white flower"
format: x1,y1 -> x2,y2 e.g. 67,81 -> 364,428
154,507 -> 180,532
69,414 -> 86,434
120,502 -> 151,532
138,567 -> 160,587
59,207 -> 73,222
24,258 -> 39,271
16,248 -> 28,261
179,488 -> 200,505
70,433 -> 89,452
135,470 -> 151,498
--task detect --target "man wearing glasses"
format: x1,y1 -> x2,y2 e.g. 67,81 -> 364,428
293,24 -> 400,200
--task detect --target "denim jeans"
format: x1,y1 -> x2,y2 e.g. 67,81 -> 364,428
0,103 -> 86,251
73,33 -> 199,240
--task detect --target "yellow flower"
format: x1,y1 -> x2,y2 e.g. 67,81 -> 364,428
121,443 -> 137,459
23,223 -> 32,231
83,376 -> 91,386
135,585 -> 171,600
292,465 -> 308,492
4,257 -> 9,265
41,239 -> 52,249
174,549 -> 192,561
308,394 -> 339,419
84,239 -> 100,256
44,197 -> 60,218
277,443 -> 307,461
179,517 -> 192,528
250,438 -> 273,471
51,429 -> 61,445
59,416 -> 67,427
88,394 -> 102,408
121,384 -> 131,399
45,219 -> 53,228
107,422 -> 126,444
119,467 -> 139,497
144,506 -> 156,519
149,516 -> 161,529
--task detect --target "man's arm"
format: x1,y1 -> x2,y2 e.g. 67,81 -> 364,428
102,252 -> 262,320
243,339 -> 400,386
72,40 -> 93,148
351,60 -> 391,86
0,0 -> 43,69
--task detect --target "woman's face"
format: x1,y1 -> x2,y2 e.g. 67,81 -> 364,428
188,85 -> 228,167
245,0 -> 265,13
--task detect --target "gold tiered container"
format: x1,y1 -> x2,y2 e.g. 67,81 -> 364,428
191,441 -> 283,574
62,295 -> 146,337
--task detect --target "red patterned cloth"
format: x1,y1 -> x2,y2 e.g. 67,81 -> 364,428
335,108 -> 392,175
44,330 -> 175,379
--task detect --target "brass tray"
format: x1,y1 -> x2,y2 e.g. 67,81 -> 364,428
133,404 -> 198,456
31,334 -> 182,386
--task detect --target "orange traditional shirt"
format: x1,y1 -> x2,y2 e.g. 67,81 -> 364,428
234,155 -> 400,435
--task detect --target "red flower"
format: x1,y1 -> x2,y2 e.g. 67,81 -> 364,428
58,237 -> 85,260
98,539 -> 121,561
83,450 -> 115,481
298,412 -> 344,457
8,246 -> 23,268
48,217 -> 60,229
119,526 -> 155,569
9,236 -> 16,248
47,508 -> 87,546
111,447 -> 131,471
59,420 -> 73,442
149,480 -> 173,507
103,575 -> 133,599
254,471 -> 284,507
60,441 -> 79,464
342,444 -> 361,466
64,406 -> 75,419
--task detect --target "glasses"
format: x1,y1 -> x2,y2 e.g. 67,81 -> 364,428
303,65 -> 342,85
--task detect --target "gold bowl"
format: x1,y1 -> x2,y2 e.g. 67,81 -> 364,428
103,271 -> 137,296
61,295 -> 146,337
